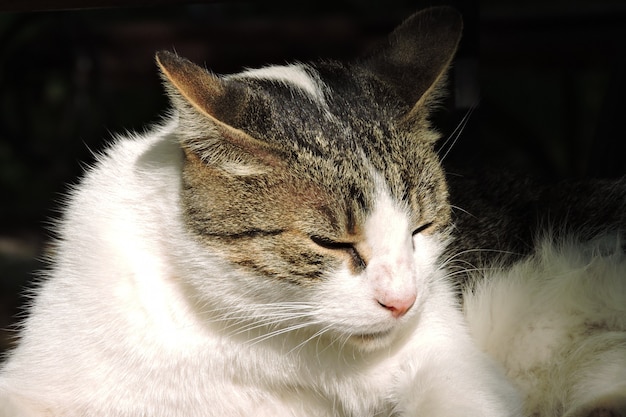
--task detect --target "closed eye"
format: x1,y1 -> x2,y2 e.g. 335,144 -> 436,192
310,235 -> 366,270
310,235 -> 352,251
412,222 -> 434,236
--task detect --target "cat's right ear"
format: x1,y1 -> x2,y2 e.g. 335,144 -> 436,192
155,51 -> 284,173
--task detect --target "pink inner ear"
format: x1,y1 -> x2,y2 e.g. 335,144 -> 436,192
156,51 -> 224,116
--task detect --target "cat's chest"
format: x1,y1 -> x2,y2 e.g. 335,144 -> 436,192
96,343 -> 398,417
87,305 -> 400,416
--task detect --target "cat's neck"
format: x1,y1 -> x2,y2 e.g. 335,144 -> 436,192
48,121 -> 201,344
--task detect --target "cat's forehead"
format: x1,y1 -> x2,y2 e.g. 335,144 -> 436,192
223,61 -> 437,210
229,61 -> 399,125
226,62 -> 406,154
234,64 -> 328,107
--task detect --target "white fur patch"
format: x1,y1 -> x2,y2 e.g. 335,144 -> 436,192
464,235 -> 626,417
363,180 -> 417,317
238,64 -> 328,106
314,172 -> 446,343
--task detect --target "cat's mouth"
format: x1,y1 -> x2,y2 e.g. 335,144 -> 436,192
350,328 -> 394,343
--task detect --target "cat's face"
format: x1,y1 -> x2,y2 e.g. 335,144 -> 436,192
158,7 -> 462,351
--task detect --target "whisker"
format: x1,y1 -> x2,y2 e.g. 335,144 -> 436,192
197,302 -> 315,320
201,301 -> 317,346
450,204 -> 476,219
438,106 -> 472,155
439,254 -> 477,268
190,302 -> 318,344
287,323 -> 335,356
439,247 -> 520,271
443,266 -> 504,278
246,320 -> 320,347
439,103 -> 478,163
229,313 -> 315,337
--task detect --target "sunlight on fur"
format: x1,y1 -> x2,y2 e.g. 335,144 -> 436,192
465,234 -> 626,417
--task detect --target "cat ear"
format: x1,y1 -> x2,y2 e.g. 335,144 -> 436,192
365,6 -> 463,119
155,51 -> 284,174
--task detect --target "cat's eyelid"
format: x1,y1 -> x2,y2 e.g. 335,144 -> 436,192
412,222 -> 434,236
311,235 -> 366,271
310,235 -> 355,250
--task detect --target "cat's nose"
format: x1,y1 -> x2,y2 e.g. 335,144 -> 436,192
377,292 -> 416,318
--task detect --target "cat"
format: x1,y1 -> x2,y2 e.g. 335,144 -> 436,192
1,5 -> 624,417
0,6 -> 523,417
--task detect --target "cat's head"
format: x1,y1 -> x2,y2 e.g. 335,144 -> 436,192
158,7 -> 462,352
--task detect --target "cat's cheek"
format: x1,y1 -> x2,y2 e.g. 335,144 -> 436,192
313,268 -> 423,354
409,232 -> 446,304
412,232 -> 445,267
315,268 -> 395,331
412,234 -> 445,282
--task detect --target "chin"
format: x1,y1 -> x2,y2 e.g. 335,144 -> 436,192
346,328 -> 398,352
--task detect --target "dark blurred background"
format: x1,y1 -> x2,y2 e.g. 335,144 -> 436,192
0,0 -> 624,354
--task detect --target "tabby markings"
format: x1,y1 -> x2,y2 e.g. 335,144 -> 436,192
238,64 -> 328,107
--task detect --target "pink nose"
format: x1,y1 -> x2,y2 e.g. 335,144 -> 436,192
377,293 -> 416,318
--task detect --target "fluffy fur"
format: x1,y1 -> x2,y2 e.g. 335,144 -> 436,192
0,7 -> 522,417
1,6 -> 623,417
464,235 -> 626,417
0,121 -> 520,417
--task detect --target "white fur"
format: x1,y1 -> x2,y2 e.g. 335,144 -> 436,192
464,235 -> 626,417
237,64 -> 329,106
0,120 -> 521,416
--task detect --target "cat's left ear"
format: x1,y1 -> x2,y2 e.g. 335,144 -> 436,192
365,6 -> 463,121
